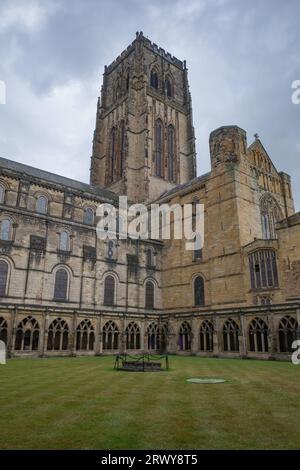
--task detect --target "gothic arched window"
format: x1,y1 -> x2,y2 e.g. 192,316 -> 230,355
126,322 -> 140,349
165,77 -> 172,98
109,127 -> 116,182
36,195 -> 48,214
0,219 -> 12,241
147,322 -> 159,350
223,319 -> 239,352
119,121 -> 125,178
76,319 -> 95,351
102,320 -> 119,350
155,119 -> 163,177
0,317 -> 8,345
47,318 -> 69,351
0,260 -> 8,297
83,207 -> 94,225
249,317 -> 269,352
249,250 -> 279,289
59,231 -> 70,252
194,276 -> 205,306
179,321 -> 191,351
0,184 -> 5,204
260,194 -> 282,239
278,315 -> 298,352
150,69 -> 159,90
104,275 -> 115,306
145,280 -> 155,309
54,268 -> 68,301
167,125 -> 176,182
14,316 -> 40,351
199,319 -> 214,352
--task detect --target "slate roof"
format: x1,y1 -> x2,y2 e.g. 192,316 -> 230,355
0,156 -> 118,203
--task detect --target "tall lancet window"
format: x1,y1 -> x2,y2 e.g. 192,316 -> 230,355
119,121 -> 125,178
260,193 -> 282,240
168,125 -> 176,182
155,120 -> 163,177
109,127 -> 116,183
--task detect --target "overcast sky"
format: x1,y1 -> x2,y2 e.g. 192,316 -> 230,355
0,0 -> 299,209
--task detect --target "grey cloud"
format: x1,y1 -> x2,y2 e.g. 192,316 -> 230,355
0,0 -> 299,208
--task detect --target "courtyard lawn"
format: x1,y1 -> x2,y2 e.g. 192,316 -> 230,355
0,356 -> 299,450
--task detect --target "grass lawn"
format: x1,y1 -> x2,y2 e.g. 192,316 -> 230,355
0,355 -> 299,450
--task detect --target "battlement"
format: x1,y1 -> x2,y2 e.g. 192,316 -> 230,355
105,31 -> 185,74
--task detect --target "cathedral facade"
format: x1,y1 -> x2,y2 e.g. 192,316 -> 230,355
0,32 -> 299,360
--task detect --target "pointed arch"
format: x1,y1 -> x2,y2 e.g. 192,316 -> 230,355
102,320 -> 119,350
249,317 -> 269,352
76,319 -> 95,351
47,318 -> 69,351
179,321 -> 192,351
278,315 -> 298,352
260,193 -> 283,239
223,319 -> 239,352
0,259 -> 9,297
125,322 -> 140,350
14,316 -> 40,351
199,319 -> 214,352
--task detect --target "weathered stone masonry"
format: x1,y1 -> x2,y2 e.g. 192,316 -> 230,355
0,32 -> 299,360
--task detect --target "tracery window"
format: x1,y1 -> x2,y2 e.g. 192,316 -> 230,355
179,321 -> 191,351
249,250 -> 279,289
102,320 -> 119,350
14,316 -> 40,351
278,316 -> 298,352
76,319 -> 95,351
248,317 -> 269,352
199,320 -> 214,352
260,194 -> 282,239
223,319 -> 239,352
47,318 -> 69,350
126,322 -> 140,349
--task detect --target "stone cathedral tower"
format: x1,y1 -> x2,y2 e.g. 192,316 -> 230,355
90,31 -> 196,202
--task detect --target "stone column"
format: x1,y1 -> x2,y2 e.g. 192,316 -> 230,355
239,312 -> 247,358
140,318 -> 145,352
9,307 -> 18,357
95,314 -> 101,355
69,311 -> 78,356
43,311 -> 50,355
213,314 -> 220,356
191,316 -> 198,355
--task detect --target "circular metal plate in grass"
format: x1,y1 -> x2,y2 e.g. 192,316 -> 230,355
187,378 -> 226,384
